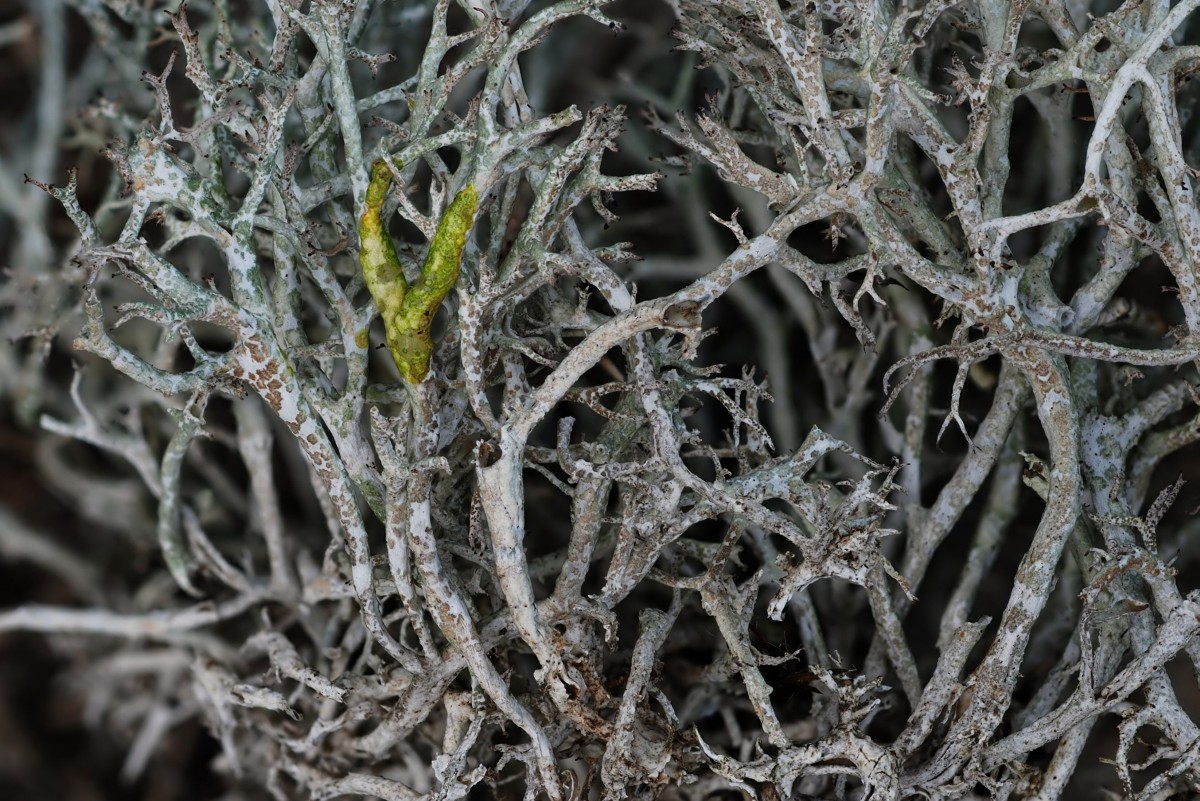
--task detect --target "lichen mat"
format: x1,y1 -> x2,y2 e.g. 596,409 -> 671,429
358,158 -> 478,384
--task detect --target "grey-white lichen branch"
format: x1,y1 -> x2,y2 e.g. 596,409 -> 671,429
3,0 -> 1200,799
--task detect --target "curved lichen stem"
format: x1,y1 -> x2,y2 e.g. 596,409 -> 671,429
359,160 -> 408,317
359,159 -> 478,384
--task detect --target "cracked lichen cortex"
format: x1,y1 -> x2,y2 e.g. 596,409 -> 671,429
359,158 -> 478,384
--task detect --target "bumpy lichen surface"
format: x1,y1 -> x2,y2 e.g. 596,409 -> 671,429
359,159 -> 477,383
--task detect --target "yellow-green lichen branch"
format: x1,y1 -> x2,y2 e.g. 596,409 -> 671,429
359,159 -> 478,384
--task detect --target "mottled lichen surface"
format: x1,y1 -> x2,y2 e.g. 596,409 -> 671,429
359,159 -> 478,384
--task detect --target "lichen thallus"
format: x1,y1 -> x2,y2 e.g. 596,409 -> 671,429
358,159 -> 478,384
